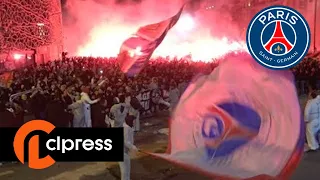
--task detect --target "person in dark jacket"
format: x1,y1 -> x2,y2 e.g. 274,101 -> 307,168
0,102 -> 15,127
11,102 -> 25,127
45,92 -> 70,127
91,98 -> 108,128
62,88 -> 73,106
31,91 -> 47,119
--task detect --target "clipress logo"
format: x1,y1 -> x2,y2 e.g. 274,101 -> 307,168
45,136 -> 112,153
2,120 -> 124,169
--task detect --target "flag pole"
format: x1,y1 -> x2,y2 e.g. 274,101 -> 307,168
314,0 -> 318,52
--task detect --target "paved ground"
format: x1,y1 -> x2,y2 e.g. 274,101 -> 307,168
0,112 -> 319,180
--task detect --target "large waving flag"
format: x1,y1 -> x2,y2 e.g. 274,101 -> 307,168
118,5 -> 185,76
149,53 -> 304,179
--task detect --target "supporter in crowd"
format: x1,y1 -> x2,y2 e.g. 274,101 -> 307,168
119,109 -> 139,180
80,85 -> 100,127
92,98 -> 108,128
68,95 -> 85,127
129,94 -> 142,132
30,89 -> 47,119
45,91 -> 70,127
110,95 -> 130,128
169,83 -> 180,111
305,88 -> 320,152
0,101 -> 15,127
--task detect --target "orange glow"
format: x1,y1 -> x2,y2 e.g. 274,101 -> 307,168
75,15 -> 247,62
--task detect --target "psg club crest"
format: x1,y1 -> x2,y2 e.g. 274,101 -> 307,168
201,103 -> 261,159
246,6 -> 310,69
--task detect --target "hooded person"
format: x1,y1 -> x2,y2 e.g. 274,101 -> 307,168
109,95 -> 130,128
304,90 -> 320,152
118,113 -> 139,180
80,86 -> 100,127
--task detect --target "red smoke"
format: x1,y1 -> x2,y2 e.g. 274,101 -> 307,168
63,0 -> 247,62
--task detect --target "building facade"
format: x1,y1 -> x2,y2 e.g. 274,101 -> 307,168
0,0 -> 64,64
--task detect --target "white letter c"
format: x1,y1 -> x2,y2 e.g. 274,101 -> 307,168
46,139 -> 56,151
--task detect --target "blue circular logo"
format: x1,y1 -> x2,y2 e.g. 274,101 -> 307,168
246,6 -> 310,69
201,103 -> 261,158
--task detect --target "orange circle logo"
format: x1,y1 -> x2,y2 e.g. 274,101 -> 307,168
13,120 -> 56,169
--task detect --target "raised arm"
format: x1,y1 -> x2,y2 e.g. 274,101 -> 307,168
81,93 -> 99,104
68,101 -> 81,110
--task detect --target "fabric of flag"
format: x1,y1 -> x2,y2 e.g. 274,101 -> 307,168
148,53 -> 304,179
118,5 -> 185,76
0,72 -> 13,88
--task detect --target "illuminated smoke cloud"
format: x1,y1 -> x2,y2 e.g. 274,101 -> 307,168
63,0 -> 247,62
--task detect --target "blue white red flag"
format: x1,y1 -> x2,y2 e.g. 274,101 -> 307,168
149,53 -> 304,179
118,5 -> 184,76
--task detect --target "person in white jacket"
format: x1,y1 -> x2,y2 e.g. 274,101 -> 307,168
68,95 -> 85,127
108,105 -> 138,180
110,95 -> 129,128
305,91 -> 320,152
120,112 -> 139,180
80,86 -> 99,127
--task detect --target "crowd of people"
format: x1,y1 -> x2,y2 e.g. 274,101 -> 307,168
292,57 -> 320,80
0,55 -> 319,129
292,56 -> 320,95
0,56 -> 215,128
0,56 -> 213,177
0,54 -> 320,178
